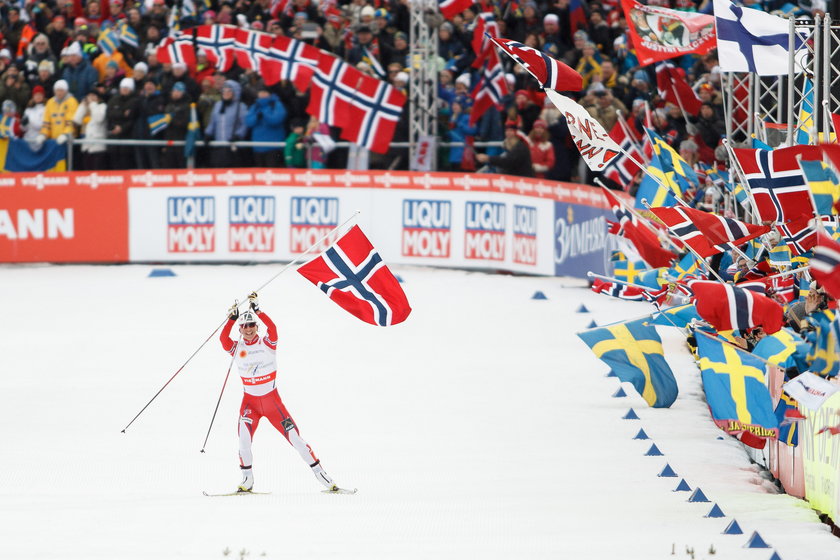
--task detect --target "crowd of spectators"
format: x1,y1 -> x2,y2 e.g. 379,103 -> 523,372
0,0 -> 826,181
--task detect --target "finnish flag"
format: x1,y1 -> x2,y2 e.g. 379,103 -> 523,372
713,0 -> 803,75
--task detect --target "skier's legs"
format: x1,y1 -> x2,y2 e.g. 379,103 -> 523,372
238,397 -> 262,467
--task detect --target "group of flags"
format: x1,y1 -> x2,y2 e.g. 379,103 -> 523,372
156,24 -> 405,154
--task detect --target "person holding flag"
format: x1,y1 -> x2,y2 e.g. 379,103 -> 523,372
220,292 -> 341,494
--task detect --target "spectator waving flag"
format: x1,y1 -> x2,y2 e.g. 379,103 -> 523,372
469,50 -> 509,126
118,21 -> 139,48
97,26 -> 120,56
601,185 -> 676,268
713,0 -> 803,75
471,13 -> 500,69
297,225 -> 412,326
544,89 -> 621,171
647,206 -> 770,258
490,36 -> 583,92
655,63 -> 702,116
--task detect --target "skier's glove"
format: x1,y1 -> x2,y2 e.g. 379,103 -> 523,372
227,302 -> 239,321
248,292 -> 259,312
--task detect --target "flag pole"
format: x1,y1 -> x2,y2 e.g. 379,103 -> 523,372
616,110 -> 646,157
722,138 -> 760,221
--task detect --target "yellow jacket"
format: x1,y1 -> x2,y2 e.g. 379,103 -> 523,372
93,52 -> 133,82
41,95 -> 79,138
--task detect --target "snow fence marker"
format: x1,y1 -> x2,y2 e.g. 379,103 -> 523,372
658,464 -> 677,477
769,551 -> 783,560
148,268 -> 176,277
688,488 -> 710,503
633,428 -> 649,440
531,291 -> 547,300
704,504 -> 725,518
645,443 -> 664,456
612,387 -> 627,398
722,519 -> 743,535
576,304 -> 589,313
744,531 -> 770,548
623,408 -> 640,420
673,479 -> 691,492
587,320 -> 598,328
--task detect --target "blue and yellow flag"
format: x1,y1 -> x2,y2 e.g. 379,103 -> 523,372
185,102 -> 201,158
646,128 -> 700,194
636,267 -> 668,289
752,327 -> 811,373
148,113 -> 171,136
0,138 -> 66,171
118,21 -> 139,48
635,151 -> 681,209
97,26 -> 120,56
613,258 -> 648,284
769,240 -> 792,269
649,303 -> 701,328
806,310 -> 839,377
578,318 -> 678,407
798,159 -> 840,216
668,252 -> 704,281
696,333 -> 779,439
774,392 -> 800,446
795,77 -> 814,146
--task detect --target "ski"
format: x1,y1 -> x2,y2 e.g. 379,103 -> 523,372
322,487 -> 358,495
202,490 -> 271,497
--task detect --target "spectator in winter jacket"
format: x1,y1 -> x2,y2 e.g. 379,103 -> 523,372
31,60 -> 58,99
528,120 -> 555,179
0,100 -> 23,139
134,79 -> 165,169
205,80 -> 248,169
245,87 -> 287,168
160,82 -> 192,169
475,121 -> 535,178
22,86 -> 47,145
38,79 -> 78,146
0,68 -> 32,115
284,120 -> 307,168
73,90 -> 108,170
105,77 -> 139,169
161,62 -> 201,103
23,34 -> 58,86
61,42 -> 98,100
446,99 -> 477,171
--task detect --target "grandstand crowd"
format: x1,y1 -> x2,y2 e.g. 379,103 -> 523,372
0,0 -> 830,175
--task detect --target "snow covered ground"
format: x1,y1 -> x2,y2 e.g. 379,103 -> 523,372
1,263 -> 839,559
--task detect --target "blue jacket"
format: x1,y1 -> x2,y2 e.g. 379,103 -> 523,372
62,58 -> 98,100
205,80 -> 248,142
447,112 -> 477,164
244,94 -> 287,153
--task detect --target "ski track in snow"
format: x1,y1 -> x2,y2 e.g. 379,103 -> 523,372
1,263 -> 838,559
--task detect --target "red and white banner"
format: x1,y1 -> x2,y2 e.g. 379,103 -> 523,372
621,0 -> 716,67
545,89 -> 621,172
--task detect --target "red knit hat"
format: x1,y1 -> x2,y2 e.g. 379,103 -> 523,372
32,85 -> 45,96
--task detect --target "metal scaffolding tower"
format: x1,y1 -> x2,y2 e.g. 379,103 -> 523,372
408,0 -> 440,170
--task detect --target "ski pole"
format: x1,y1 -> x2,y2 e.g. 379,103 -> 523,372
200,335 -> 242,453
120,211 -> 361,433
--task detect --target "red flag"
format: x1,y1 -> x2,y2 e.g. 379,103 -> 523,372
156,35 -> 197,67
831,113 -> 840,142
438,0 -> 473,19
297,225 -> 412,326
656,63 -> 702,116
338,73 -> 407,154
272,35 -> 320,91
490,36 -> 583,92
620,0 -> 716,66
647,206 -> 770,258
691,280 -> 785,334
471,13 -> 499,69
234,28 -> 281,84
601,185 -> 676,268
307,53 -> 363,128
192,25 -> 238,72
811,232 -> 840,300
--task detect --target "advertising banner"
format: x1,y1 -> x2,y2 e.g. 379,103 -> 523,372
621,0 -> 717,66
553,201 -> 612,277
802,391 -> 840,521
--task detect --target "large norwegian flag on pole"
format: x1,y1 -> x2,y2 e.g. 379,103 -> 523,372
691,280 -> 785,334
297,225 -> 412,326
339,72 -> 406,154
601,185 -> 676,268
471,13 -> 499,69
490,36 -> 583,92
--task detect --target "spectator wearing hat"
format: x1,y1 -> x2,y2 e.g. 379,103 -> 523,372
392,70 -> 409,93
61,41 -> 98,100
140,25 -> 163,61
575,42 -> 602,90
542,13 -> 568,54
584,87 -> 627,132
147,0 -> 170,31
687,102 -> 726,153
193,51 -> 215,86
284,118 -> 307,168
0,100 -> 23,139
371,8 -> 396,52
564,29 -> 589,68
651,108 -> 679,147
205,80 -> 249,169
0,67 -> 32,117
246,86 -> 287,168
132,62 -> 149,87
22,86 -> 47,145
101,60 -> 125,94
24,34 -> 58,86
346,25 -> 380,67
437,68 -> 456,112
384,31 -> 409,69
476,120 -> 534,177
134,79 -> 165,169
92,43 -> 133,82
0,49 -> 14,78
587,10 -> 612,56
105,77 -> 139,169
161,62 -> 201,103
528,119 -> 555,179
445,97 -> 477,171
198,72 -> 225,129
72,89 -> 108,170
281,0 -> 322,30
47,16 -> 72,61
5,7 -> 26,55
508,89 -> 541,134
37,79 -> 78,147
160,82 -> 192,169
30,60 -> 58,99
437,22 -> 467,71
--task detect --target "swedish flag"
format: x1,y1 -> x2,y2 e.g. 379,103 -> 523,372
646,128 -> 700,194
97,27 -> 120,56
636,267 -> 668,289
769,240 -> 792,269
649,303 -> 701,328
0,138 -> 65,171
578,318 -> 678,407
806,310 -> 839,377
774,392 -> 800,446
184,102 -> 201,158
798,159 -> 839,216
148,113 -> 172,136
668,252 -> 704,281
634,151 -> 680,209
795,77 -> 815,146
119,21 -> 139,48
696,333 -> 779,438
613,258 -> 648,284
752,328 -> 811,373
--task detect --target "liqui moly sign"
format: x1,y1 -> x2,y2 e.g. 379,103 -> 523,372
229,196 -> 275,252
167,196 -> 215,252
401,199 -> 451,258
290,196 -> 338,253
464,201 -> 505,261
512,205 -> 537,266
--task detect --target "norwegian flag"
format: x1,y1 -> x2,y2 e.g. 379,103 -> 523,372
655,62 -> 702,116
469,50 -> 508,126
270,0 -> 292,19
647,206 -> 770,258
271,35 -> 319,91
307,53 -> 364,129
235,28 -> 281,84
592,279 -> 667,303
297,225 -> 412,326
601,185 -> 676,268
490,36 -> 583,92
192,25 -> 237,72
811,232 -> 840,299
439,0 -> 473,19
769,274 -> 796,303
775,215 -> 817,256
691,280 -> 785,334
732,145 -> 822,223
156,34 -> 196,67
338,72 -> 406,154
603,119 -> 643,190
471,13 -> 499,69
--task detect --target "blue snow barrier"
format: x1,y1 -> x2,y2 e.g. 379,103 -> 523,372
612,387 -> 627,398
633,428 -> 649,440
576,304 -> 589,313
769,552 -> 783,560
622,408 -> 640,420
148,268 -> 176,277
606,370 -> 618,378
688,488 -> 710,503
744,531 -> 770,548
673,479 -> 691,492
587,320 -> 598,328
658,464 -> 677,477
705,504 -> 725,518
716,436 -> 725,440
395,275 -> 404,283
645,444 -> 664,456
532,291 -> 548,300
723,519 -> 743,535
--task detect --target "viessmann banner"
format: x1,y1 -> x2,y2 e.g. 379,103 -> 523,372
0,169 -> 615,278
